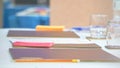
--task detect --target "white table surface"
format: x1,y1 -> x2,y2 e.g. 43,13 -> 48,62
0,28 -> 120,68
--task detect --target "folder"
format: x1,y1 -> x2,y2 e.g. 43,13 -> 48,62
12,41 -> 54,48
9,48 -> 120,62
7,30 -> 79,38
36,25 -> 64,31
11,42 -> 100,48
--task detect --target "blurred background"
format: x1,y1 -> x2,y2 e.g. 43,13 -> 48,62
0,0 -> 120,28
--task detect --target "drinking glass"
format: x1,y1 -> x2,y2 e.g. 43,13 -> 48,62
106,20 -> 120,46
90,14 -> 108,39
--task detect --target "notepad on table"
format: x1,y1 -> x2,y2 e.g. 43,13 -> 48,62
105,45 -> 120,49
7,30 -> 79,38
9,48 -> 120,62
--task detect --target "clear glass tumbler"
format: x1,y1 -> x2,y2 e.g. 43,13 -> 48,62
106,20 -> 120,46
90,14 -> 108,39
